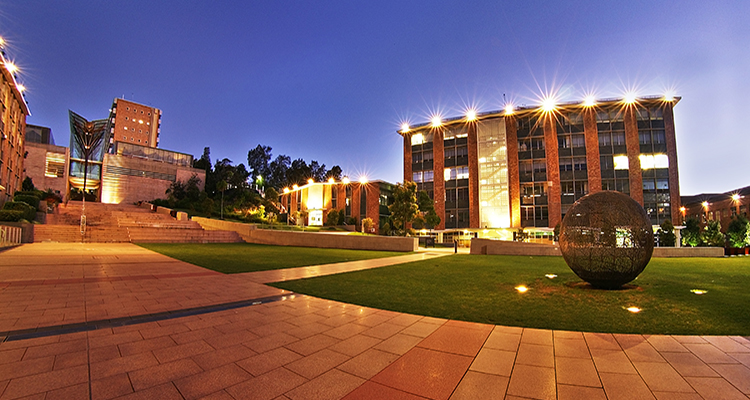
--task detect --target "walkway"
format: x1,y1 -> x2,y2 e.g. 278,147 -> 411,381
0,243 -> 748,400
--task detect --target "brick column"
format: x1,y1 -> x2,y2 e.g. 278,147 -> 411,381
624,107 -> 644,204
366,184 -> 381,234
351,183 -> 361,225
506,117 -> 521,228
403,134 -> 412,184
544,114 -> 561,228
467,122 -> 480,228
583,108 -> 602,193
663,102 -> 682,224
433,128 -> 445,230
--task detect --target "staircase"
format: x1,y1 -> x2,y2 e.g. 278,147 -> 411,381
35,202 -> 243,244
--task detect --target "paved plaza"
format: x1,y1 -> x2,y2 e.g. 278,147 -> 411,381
0,243 -> 749,400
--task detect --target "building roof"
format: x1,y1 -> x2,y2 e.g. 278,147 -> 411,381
681,185 -> 750,206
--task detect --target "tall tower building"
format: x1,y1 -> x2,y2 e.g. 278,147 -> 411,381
109,98 -> 161,148
0,44 -> 30,205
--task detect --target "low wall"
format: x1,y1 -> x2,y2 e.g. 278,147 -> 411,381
471,238 -> 726,258
0,222 -> 33,245
192,217 -> 417,252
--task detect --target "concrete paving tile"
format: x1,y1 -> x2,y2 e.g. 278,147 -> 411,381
53,350 -> 88,370
633,361 -> 695,393
599,372 -> 657,400
373,333 -> 422,355
90,373 -> 134,400
236,347 -> 303,377
111,382 -> 184,400
624,341 -> 667,363
417,325 -> 491,357
685,343 -> 741,364
245,332 -> 300,354
128,358 -> 204,391
361,322 -> 405,340
88,331 -> 143,349
729,352 -> 750,368
337,348 -> 400,380
673,336 -> 708,344
90,352 -> 160,380
372,347 -> 473,400
317,315 -> 358,328
703,336 -> 750,353
483,331 -> 521,352
399,321 -> 442,338
118,335 -> 177,357
515,343 -> 554,368
645,335 -> 689,353
196,390 -> 235,400
21,339 -> 87,360
351,313 -> 394,328
191,344 -> 258,371
284,334 -> 341,357
174,363 -> 252,400
89,345 -> 121,364
449,371 -> 509,400
685,377 -> 749,400
557,384 -> 607,400
553,330 -> 583,339
204,330 -> 261,350
327,334 -> 381,357
468,347 -> 515,376
285,349 -> 350,380
585,332 -> 621,350
652,392 -> 705,400
152,339 -> 214,364
492,325 -> 523,335
170,327 -> 223,345
387,314 -> 423,327
0,349 -> 26,365
521,328 -> 553,346
322,323 -> 369,340
662,351 -> 720,377
225,367 -> 307,400
249,321 -> 299,338
554,337 -> 591,358
1,364 -> 88,399
285,369 -> 364,400
342,381 -> 428,400
710,364 -> 750,394
506,364 -> 556,400
589,348 -> 638,374
44,382 -> 89,400
286,323 -> 332,340
138,323 -> 190,339
556,356 -> 601,387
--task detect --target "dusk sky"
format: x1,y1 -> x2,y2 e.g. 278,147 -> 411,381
3,1 -> 748,195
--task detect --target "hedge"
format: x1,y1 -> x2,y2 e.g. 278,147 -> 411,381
0,210 -> 24,222
13,195 -> 41,210
2,201 -> 36,221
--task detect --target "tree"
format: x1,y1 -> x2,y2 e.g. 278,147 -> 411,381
287,158 -> 312,186
417,190 -> 440,229
727,215 -> 750,248
362,217 -> 374,233
22,177 -> 35,192
657,219 -> 676,247
682,217 -> 701,247
326,209 -> 342,226
193,147 -> 211,172
247,145 -> 272,181
700,220 -> 725,247
325,166 -> 343,181
388,181 -> 419,236
268,155 -> 291,189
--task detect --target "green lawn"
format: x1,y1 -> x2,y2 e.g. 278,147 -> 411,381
138,243 -> 406,274
270,255 -> 750,335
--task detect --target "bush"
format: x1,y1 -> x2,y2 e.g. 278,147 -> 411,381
13,194 -> 41,210
657,220 -> 676,247
700,220 -> 725,247
0,210 -> 24,222
727,215 -> 750,248
2,201 -> 36,221
682,217 -> 701,247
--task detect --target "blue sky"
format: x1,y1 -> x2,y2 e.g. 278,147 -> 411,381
3,0 -> 748,195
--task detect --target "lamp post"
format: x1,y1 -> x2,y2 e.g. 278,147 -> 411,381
732,194 -> 741,216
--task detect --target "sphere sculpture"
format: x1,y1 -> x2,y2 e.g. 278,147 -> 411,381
559,191 -> 654,289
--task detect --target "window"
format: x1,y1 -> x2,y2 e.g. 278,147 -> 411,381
411,133 -> 424,146
413,172 -> 423,183
600,155 -> 614,170
571,135 -> 585,148
613,155 -> 629,170
573,157 -> 587,171
45,152 -> 65,178
423,170 -> 434,182
639,154 -> 668,169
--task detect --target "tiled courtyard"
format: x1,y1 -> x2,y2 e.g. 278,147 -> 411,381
1,243 -> 749,399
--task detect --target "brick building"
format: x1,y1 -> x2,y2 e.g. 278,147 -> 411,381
108,98 -> 161,148
400,95 -> 681,236
0,49 -> 30,206
681,185 -> 750,231
23,126 -> 69,197
279,179 -> 394,233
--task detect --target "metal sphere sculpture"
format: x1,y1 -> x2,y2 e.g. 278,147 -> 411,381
559,191 -> 654,289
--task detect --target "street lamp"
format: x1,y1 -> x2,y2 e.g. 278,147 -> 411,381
732,194 -> 742,216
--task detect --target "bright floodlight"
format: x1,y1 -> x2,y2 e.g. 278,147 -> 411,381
401,122 -> 409,133
702,201 -> 709,208
732,194 -> 741,202
664,92 -> 675,102
0,37 -> 4,46
307,178 -> 314,184
541,97 -> 556,112
680,206 -> 686,212
359,176 -> 368,184
504,104 -> 514,115
4,62 -> 17,74
16,84 -> 24,92
623,92 -> 638,104
431,115 -> 442,127
515,285 -> 528,293
342,177 -> 350,184
582,96 -> 596,107
465,109 -> 477,121
292,184 -> 299,190
328,177 -> 335,184
626,307 -> 642,313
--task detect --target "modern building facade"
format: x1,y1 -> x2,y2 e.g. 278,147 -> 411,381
0,50 -> 30,205
279,179 -> 394,233
681,185 -> 750,231
24,125 -> 69,197
400,95 -> 681,234
108,98 -> 161,148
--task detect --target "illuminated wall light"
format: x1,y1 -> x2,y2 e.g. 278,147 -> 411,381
4,62 -> 17,74
732,194 -> 741,202
283,187 -> 290,193
401,122 -> 410,133
541,97 -> 556,112
465,109 -> 477,121
292,184 -> 299,190
342,177 -> 350,184
664,92 -> 675,102
328,177 -> 335,184
411,133 -> 424,146
582,96 -> 596,107
702,201 -> 709,209
626,306 -> 642,313
16,84 -> 25,92
680,206 -> 686,212
307,178 -> 314,184
545,274 -> 557,279
431,115 -> 442,127
504,104 -> 514,115
359,176 -> 368,184
623,92 -> 638,104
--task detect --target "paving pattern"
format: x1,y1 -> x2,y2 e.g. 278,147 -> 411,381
1,243 -> 749,399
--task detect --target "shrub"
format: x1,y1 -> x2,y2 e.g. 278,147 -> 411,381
2,201 -> 36,221
700,220 -> 725,247
362,217 -> 374,233
727,215 -> 750,248
657,220 -> 676,247
682,217 -> 701,247
13,194 -> 41,210
0,210 -> 24,222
